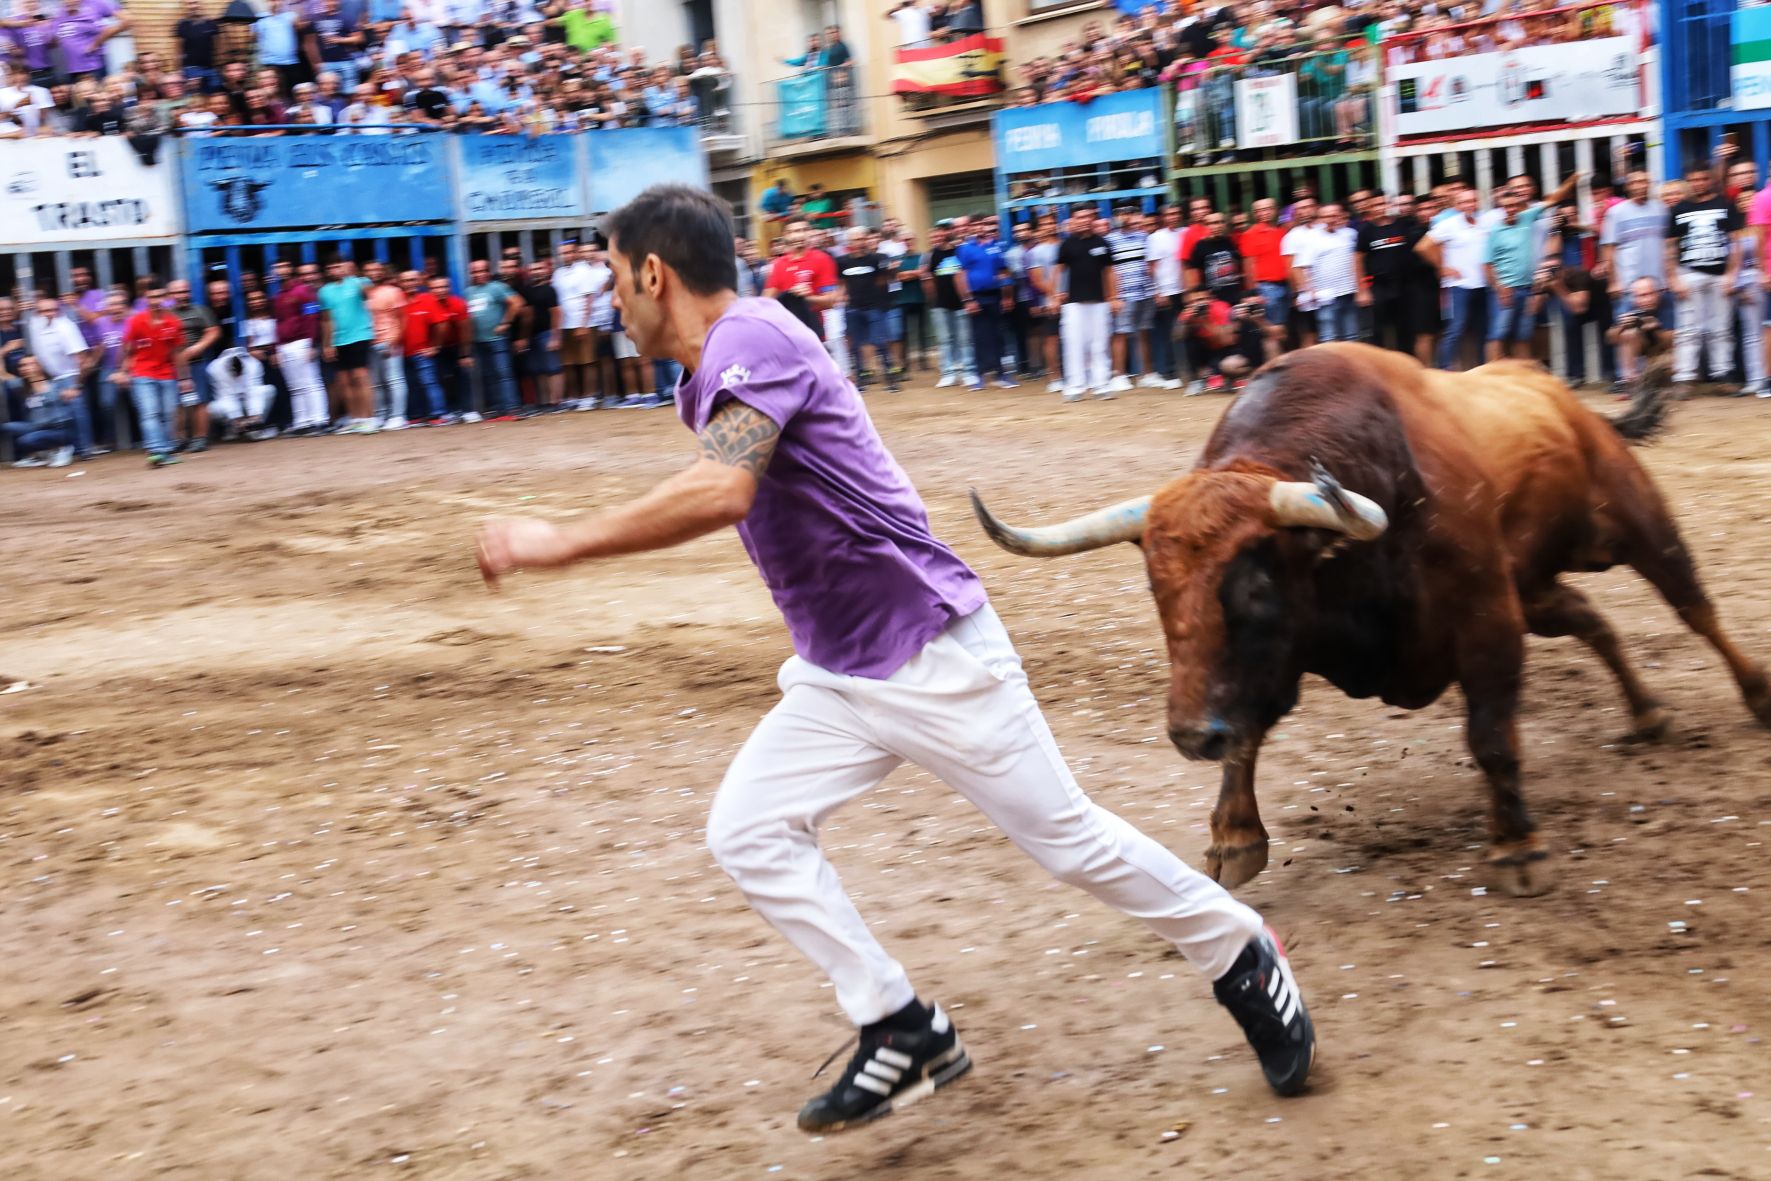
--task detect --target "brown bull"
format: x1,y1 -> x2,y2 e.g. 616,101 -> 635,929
972,344 -> 1771,896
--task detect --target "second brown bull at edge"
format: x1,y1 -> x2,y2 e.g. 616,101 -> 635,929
971,343 -> 1771,897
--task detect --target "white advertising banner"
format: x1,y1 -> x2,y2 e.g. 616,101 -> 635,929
1236,72 -> 1299,149
1390,36 -> 1640,138
0,138 -> 180,245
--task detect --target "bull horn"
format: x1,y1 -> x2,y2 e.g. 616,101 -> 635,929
1268,477 -> 1389,541
969,487 -> 1151,557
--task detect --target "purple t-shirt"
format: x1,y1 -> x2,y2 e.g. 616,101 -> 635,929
675,297 -> 986,679
7,18 -> 56,72
55,0 -> 117,76
75,287 -> 107,345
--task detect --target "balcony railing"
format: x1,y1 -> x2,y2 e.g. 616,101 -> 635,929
1171,47 -> 1380,166
771,67 -> 864,145
892,33 -> 1006,115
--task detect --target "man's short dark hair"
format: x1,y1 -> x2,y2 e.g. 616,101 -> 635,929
602,184 -> 739,296
227,354 -> 245,377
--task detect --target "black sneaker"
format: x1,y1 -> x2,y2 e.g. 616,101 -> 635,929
1213,927 -> 1315,1097
797,999 -> 971,1134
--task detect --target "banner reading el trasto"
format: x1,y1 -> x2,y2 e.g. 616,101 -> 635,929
0,138 -> 179,246
1390,36 -> 1640,138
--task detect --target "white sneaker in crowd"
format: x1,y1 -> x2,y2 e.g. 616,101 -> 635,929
935,374 -> 957,388
1161,378 -> 1182,390
1092,387 -> 1116,401
1047,380 -> 1065,394
1107,374 -> 1134,393
47,447 -> 73,468
1138,373 -> 1167,389
382,416 -> 409,431
1184,380 -> 1206,396
11,455 -> 47,468
1062,390 -> 1084,403
461,410 -> 484,423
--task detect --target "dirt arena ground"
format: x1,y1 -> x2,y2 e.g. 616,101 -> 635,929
3,380 -> 1770,1181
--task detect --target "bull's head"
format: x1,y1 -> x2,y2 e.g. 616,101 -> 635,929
971,462 -> 1387,763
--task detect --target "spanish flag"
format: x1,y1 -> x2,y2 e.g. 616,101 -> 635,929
892,34 -> 1006,99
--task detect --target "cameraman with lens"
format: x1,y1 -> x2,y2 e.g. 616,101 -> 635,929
1178,284 -> 1263,395
1606,276 -> 1673,381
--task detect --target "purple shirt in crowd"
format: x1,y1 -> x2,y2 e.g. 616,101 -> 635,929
7,18 -> 56,72
675,297 -> 986,679
75,287 -> 107,345
54,0 -> 117,76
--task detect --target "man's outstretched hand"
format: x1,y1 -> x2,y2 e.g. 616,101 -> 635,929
476,518 -> 574,589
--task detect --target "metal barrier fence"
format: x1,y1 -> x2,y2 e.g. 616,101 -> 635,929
1173,47 -> 1381,166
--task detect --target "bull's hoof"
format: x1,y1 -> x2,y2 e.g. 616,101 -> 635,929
1627,704 -> 1674,742
1746,685 -> 1771,727
1487,843 -> 1553,897
1205,841 -> 1270,889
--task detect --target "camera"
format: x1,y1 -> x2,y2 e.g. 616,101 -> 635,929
1531,265 -> 1556,296
1234,297 -> 1265,320
1617,312 -> 1642,333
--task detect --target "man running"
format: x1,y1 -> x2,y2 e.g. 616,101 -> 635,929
473,186 -> 1315,1133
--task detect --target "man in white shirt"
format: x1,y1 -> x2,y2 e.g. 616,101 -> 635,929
1145,203 -> 1185,386
26,295 -> 95,457
1308,203 -> 1361,342
1417,188 -> 1489,370
551,239 -> 605,408
205,347 -> 275,436
887,0 -> 931,45
1280,196 -> 1323,350
0,61 -> 54,136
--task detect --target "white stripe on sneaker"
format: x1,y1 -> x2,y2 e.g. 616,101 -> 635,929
852,1073 -> 893,1096
862,1059 -> 904,1083
1268,955 -> 1302,1027
874,1047 -> 914,1071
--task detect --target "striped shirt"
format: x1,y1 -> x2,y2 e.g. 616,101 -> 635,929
1106,229 -> 1153,302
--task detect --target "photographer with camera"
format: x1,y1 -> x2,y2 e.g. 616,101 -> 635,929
1606,276 -> 1673,384
1177,284 -> 1262,396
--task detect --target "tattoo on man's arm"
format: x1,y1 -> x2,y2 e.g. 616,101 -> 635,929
697,400 -> 780,479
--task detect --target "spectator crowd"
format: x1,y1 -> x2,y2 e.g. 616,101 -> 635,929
0,0 -> 735,140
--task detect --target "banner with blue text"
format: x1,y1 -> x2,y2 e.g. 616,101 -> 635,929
459,135 -> 585,222
993,89 -> 1166,176
181,135 -> 453,233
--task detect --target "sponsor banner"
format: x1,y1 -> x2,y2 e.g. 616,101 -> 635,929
1735,3 -> 1771,113
891,33 -> 1005,98
1237,72 -> 1299,150
0,138 -> 179,245
1391,36 -> 1639,137
181,135 -> 452,233
585,126 -> 708,213
460,134 -> 584,222
994,88 -> 1166,176
778,73 -> 828,139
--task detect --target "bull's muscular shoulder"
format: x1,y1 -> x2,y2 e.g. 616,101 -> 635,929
1204,345 -> 1426,509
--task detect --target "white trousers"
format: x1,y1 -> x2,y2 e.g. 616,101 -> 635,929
1674,269 -> 1732,382
1738,285 -> 1766,388
1060,302 -> 1112,395
822,307 -> 851,378
210,382 -> 274,423
706,604 -> 1263,1027
277,339 -> 327,428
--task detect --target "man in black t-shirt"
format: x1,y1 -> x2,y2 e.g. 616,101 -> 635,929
1353,196 -> 1425,356
174,0 -> 219,92
1665,164 -> 1740,385
522,257 -> 564,409
1053,207 -> 1118,401
404,70 -> 452,124
840,227 -> 897,392
924,221 -> 973,386
1186,214 -> 1244,304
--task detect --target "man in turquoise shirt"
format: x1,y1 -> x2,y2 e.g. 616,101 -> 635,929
465,257 -> 522,416
1482,188 -> 1546,363
318,258 -> 375,432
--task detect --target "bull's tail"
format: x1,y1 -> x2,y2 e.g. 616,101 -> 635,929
1607,355 -> 1673,444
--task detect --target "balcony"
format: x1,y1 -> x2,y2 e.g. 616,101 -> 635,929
769,68 -> 866,152
892,34 -> 1005,123
1172,48 -> 1379,170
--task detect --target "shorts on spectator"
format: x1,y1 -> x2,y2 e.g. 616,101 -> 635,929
1487,287 -> 1536,343
848,308 -> 890,351
334,339 -> 371,371
527,337 -> 563,376
613,331 -> 639,360
886,307 -> 904,342
1113,298 -> 1155,335
561,326 -> 595,366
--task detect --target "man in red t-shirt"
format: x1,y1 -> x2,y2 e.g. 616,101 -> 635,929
118,279 -> 189,466
1237,197 -> 1291,328
399,269 -> 449,423
762,218 -> 839,340
272,259 -> 327,433
1177,196 -> 1215,266
421,272 -> 471,420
